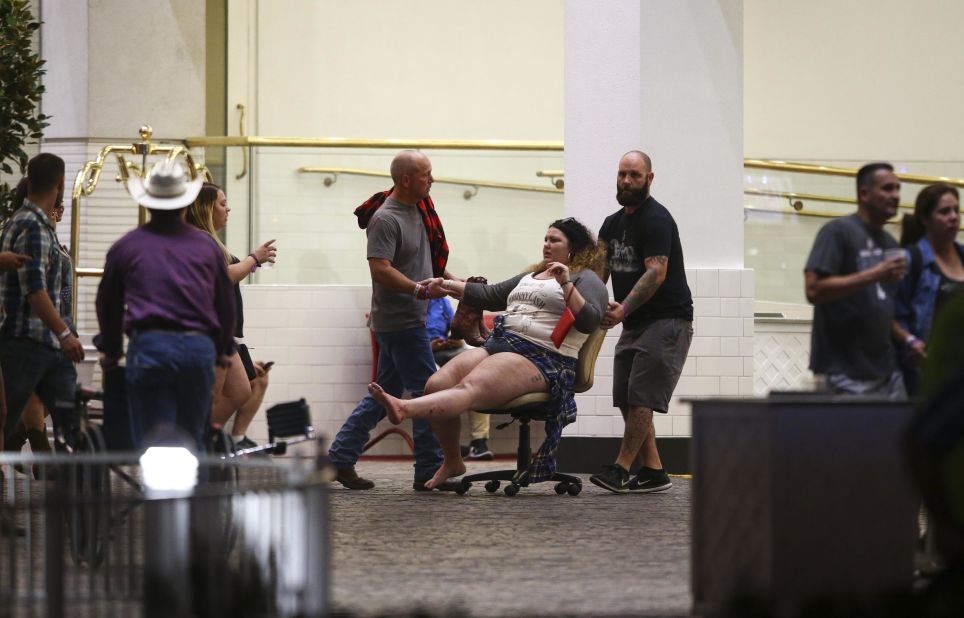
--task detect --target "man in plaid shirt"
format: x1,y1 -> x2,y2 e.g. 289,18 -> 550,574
0,154 -> 85,453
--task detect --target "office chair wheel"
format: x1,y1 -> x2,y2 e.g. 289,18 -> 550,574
504,483 -> 520,497
567,483 -> 582,496
455,480 -> 471,495
554,482 -> 568,495
484,480 -> 500,493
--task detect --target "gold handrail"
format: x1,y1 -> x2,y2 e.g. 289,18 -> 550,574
536,169 -> 565,189
744,159 -> 964,188
744,205 -> 964,231
235,103 -> 248,180
299,167 -> 563,198
186,136 -> 564,151
744,188 -> 914,211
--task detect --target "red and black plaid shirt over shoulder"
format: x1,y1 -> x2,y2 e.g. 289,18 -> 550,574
353,189 -> 449,278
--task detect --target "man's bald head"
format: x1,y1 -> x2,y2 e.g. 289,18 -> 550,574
621,150 -> 652,173
389,150 -> 433,205
390,150 -> 428,184
616,150 -> 655,209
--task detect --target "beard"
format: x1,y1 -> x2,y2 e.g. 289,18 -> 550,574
616,181 -> 650,207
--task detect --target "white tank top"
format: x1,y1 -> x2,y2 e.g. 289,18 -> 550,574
501,274 -> 588,358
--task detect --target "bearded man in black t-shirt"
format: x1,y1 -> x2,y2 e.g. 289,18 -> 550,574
589,150 -> 694,494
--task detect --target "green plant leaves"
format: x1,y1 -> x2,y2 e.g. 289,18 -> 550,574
0,0 -> 49,221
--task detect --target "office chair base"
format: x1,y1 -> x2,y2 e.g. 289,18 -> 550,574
460,468 -> 582,497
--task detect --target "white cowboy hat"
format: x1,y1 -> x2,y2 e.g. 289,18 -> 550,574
126,159 -> 203,210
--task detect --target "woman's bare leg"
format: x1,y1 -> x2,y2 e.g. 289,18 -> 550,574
369,352 -> 548,424
426,347 -> 490,393
424,417 -> 465,487
20,394 -> 46,431
211,352 -> 252,425
415,348 -> 489,487
232,369 -> 268,438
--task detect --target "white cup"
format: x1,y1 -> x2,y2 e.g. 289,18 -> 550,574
884,247 -> 908,264
883,248 -> 908,280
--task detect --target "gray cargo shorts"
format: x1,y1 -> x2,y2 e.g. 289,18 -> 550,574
613,318 -> 693,413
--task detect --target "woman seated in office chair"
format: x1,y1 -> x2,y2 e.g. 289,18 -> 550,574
369,218 -> 609,489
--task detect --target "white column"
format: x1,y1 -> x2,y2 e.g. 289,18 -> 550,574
565,0 -> 752,440
563,0 -> 642,236
565,0 -> 743,268
40,0 -> 89,138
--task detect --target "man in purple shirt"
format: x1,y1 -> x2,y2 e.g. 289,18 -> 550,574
95,160 -> 236,451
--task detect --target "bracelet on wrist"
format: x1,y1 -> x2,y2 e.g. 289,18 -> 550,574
905,334 -> 919,347
57,327 -> 72,341
249,253 -> 261,267
620,302 -> 630,317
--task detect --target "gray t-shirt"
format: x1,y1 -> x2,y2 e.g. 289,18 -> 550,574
367,197 -> 432,332
804,214 -> 899,379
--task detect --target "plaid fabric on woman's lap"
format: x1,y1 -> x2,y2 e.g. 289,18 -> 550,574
488,317 -> 576,483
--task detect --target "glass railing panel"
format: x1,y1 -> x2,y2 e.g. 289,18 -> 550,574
237,147 -> 564,285
744,160 -> 964,306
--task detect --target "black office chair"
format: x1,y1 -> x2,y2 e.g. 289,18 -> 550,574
458,328 -> 607,497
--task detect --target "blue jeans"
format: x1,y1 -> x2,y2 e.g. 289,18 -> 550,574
0,338 -> 77,439
328,326 -> 443,481
125,331 -> 216,452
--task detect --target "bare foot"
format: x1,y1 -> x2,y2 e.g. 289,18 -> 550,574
368,382 -> 405,424
425,458 -> 467,489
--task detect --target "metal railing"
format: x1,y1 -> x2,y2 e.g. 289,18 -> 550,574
69,134 -> 964,291
66,131 -> 564,285
0,452 -> 329,617
299,166 -> 562,200
743,161 -> 964,231
744,159 -> 964,188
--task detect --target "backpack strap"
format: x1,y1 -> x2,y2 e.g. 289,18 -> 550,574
909,244 -> 923,291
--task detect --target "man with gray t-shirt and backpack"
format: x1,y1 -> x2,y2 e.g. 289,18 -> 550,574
804,162 -> 908,398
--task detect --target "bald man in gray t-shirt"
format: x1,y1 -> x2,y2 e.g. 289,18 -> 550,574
329,151 -> 455,490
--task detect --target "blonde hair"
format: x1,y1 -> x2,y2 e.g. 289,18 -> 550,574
185,182 -> 231,263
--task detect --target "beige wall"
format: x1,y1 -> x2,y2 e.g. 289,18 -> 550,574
252,0 -> 563,139
745,0 -> 964,162
87,0 -> 206,138
226,0 -> 566,284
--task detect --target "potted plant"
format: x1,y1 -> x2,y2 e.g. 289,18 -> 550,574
0,0 -> 49,220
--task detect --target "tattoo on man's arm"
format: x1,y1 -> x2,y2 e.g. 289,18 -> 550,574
649,255 -> 668,265
622,266 -> 661,316
530,374 -> 544,384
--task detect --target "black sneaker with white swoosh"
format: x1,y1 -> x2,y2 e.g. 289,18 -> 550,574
628,467 -> 672,493
589,463 -> 631,493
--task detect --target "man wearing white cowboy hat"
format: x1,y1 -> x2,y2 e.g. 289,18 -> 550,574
94,159 -> 236,451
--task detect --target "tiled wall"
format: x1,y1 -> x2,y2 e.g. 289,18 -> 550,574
241,267 -> 755,450
566,268 -> 755,439
753,319 -> 816,395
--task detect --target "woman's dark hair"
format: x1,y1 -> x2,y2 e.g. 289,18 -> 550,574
547,217 -> 606,275
900,183 -> 959,246
12,177 -> 28,210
